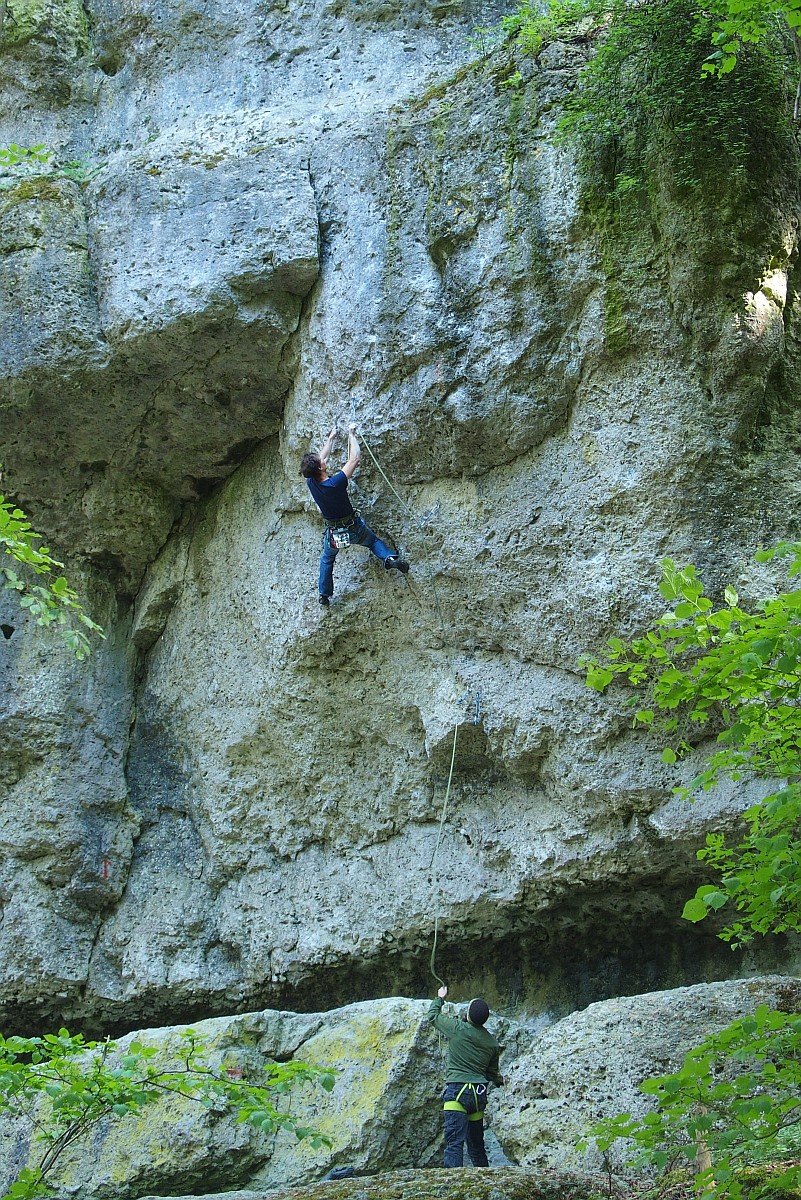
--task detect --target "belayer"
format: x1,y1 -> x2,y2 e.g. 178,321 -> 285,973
427,985 -> 503,1168
300,422 -> 409,606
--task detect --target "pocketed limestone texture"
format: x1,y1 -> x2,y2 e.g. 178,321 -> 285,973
0,0 -> 800,1039
0,999 -> 452,1196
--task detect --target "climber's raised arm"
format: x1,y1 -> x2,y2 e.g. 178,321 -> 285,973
318,426 -> 337,464
342,422 -> 361,480
300,418 -> 408,607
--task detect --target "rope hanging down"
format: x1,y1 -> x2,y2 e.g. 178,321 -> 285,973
349,413 -> 479,988
429,720 -> 460,988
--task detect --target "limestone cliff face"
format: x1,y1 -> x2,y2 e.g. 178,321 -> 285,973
1,0 -> 800,1033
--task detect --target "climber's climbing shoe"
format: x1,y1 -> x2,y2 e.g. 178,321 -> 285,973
319,595 -> 330,607
385,556 -> 409,574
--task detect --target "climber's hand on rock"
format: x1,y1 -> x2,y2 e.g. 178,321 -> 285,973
438,985 -> 448,999
348,422 -> 357,433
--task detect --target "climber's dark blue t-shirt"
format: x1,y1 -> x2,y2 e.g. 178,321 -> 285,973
307,471 -> 355,523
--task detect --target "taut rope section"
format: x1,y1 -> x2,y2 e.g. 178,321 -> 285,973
429,720 -> 460,987
353,422 -> 469,988
359,431 -> 415,518
358,428 -> 452,646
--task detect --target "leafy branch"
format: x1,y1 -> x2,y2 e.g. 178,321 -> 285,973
580,547 -> 801,1198
585,547 -> 801,945
0,145 -> 49,168
494,0 -> 793,200
0,1028 -> 335,1200
580,1006 -> 801,1200
0,495 -> 103,659
0,144 -> 103,189
502,0 -> 801,81
586,548 -> 801,783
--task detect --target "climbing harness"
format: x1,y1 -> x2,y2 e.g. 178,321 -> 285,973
443,1082 -> 487,1120
327,525 -> 352,549
324,514 -> 357,550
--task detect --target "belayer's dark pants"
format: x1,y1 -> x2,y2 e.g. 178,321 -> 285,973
442,1082 -> 489,1167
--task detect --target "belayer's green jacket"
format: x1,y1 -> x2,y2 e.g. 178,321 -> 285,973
427,998 -> 502,1085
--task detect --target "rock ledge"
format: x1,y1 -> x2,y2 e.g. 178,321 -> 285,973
139,1167 -> 601,1200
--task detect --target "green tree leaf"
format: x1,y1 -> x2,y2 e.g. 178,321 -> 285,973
0,494 -> 104,659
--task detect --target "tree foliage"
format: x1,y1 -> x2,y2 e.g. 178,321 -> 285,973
0,1026 -> 335,1200
586,546 -> 801,945
498,0 -> 794,196
580,1005 -> 801,1200
504,0 -> 801,78
0,145 -> 49,168
0,495 -> 103,659
582,547 -> 801,1197
700,0 -> 801,77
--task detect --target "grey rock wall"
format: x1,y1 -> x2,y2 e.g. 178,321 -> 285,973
492,975 -> 801,1174
1,0 -> 801,1034
2,981 -> 796,1196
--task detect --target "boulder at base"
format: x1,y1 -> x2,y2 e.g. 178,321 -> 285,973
491,975 -> 801,1174
0,998 -> 481,1198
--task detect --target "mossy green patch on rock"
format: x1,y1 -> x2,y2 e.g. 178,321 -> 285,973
0,175 -> 73,212
0,1002 -> 445,1199
175,150 -> 230,170
402,61 -> 478,113
0,173 -> 87,261
292,1011 -> 413,1140
1,0 -> 89,56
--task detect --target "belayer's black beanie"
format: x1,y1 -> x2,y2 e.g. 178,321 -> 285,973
467,998 -> 490,1026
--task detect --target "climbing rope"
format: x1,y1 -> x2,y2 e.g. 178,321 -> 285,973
348,414 -> 482,989
429,720 -> 460,987
359,431 -> 415,518
356,425 -> 452,644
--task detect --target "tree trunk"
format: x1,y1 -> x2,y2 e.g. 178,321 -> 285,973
695,1105 -> 713,1196
790,25 -> 801,122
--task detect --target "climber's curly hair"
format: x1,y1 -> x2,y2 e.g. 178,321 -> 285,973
299,452 -> 323,479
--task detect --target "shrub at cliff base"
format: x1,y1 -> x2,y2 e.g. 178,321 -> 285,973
583,544 -> 801,1200
0,1027 -> 334,1200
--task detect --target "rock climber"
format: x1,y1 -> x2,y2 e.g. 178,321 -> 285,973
427,984 -> 503,1168
299,422 -> 409,606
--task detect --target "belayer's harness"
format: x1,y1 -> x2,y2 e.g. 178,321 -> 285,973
443,1082 -> 487,1121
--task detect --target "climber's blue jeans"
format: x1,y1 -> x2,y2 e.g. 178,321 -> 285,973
442,1082 -> 489,1168
318,516 -> 395,598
